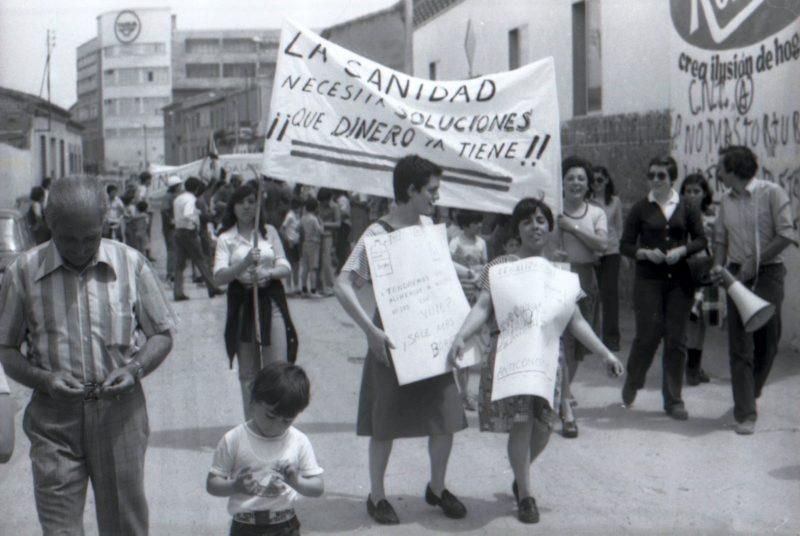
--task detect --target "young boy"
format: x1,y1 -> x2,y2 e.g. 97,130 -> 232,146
299,198 -> 324,298
125,200 -> 150,254
207,362 -> 324,535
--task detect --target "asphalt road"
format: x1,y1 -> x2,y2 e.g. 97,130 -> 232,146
1,230 -> 799,535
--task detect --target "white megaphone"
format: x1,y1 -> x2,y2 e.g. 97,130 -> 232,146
719,268 -> 775,332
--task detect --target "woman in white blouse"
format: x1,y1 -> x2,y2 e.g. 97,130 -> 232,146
213,182 -> 298,418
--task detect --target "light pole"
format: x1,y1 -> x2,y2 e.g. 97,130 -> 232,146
143,124 -> 149,170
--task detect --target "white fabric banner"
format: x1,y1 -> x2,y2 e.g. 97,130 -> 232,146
365,223 -> 479,385
669,0 -> 800,218
263,20 -> 562,215
148,153 -> 264,198
488,257 -> 580,406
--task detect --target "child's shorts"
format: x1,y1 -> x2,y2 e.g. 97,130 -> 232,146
301,241 -> 321,271
286,243 -> 301,264
231,511 -> 300,536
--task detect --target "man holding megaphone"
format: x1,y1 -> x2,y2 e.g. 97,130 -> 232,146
710,146 -> 797,436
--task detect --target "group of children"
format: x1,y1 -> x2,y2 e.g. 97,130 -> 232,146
279,196 -> 336,298
105,183 -> 151,254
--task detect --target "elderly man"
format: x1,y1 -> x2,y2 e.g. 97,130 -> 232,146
0,176 -> 176,534
711,146 -> 797,435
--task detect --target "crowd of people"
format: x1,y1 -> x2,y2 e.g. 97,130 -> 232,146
0,144 -> 796,534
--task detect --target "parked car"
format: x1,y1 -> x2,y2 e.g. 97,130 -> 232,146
0,208 -> 35,282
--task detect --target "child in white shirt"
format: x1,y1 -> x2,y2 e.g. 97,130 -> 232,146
207,362 -> 324,535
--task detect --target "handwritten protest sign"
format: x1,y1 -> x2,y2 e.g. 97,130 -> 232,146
670,0 -> 800,221
488,257 -> 580,406
263,20 -> 562,215
366,223 -> 479,385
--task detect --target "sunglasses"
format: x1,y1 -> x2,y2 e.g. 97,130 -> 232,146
647,171 -> 669,181
593,175 -> 607,183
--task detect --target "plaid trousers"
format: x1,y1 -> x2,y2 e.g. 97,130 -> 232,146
23,383 -> 150,535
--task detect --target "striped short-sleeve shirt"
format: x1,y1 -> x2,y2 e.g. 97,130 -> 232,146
0,239 -> 177,383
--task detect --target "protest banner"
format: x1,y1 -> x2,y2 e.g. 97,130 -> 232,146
669,0 -> 800,221
263,20 -> 562,215
365,222 -> 479,385
148,153 -> 263,198
488,257 -> 580,406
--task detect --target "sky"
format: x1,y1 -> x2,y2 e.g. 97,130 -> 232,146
0,0 -> 399,109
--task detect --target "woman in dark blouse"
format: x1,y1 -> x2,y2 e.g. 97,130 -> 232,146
619,156 -> 706,420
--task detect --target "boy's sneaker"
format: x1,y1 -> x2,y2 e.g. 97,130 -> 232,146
309,292 -> 324,299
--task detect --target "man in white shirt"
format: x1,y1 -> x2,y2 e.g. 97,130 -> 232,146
172,177 -> 222,301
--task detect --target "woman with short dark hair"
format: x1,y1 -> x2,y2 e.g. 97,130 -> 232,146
619,156 -> 707,419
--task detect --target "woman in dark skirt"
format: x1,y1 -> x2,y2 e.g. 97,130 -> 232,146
213,182 -> 298,419
334,155 -> 467,525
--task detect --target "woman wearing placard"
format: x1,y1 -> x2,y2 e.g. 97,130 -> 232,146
448,197 -> 623,524
334,155 -> 468,526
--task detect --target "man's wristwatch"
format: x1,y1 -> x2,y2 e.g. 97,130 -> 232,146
129,358 -> 145,381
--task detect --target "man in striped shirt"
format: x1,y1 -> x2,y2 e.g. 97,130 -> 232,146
0,176 -> 177,535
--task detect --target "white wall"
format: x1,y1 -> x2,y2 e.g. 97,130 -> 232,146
0,144 -> 33,208
413,0 -> 670,121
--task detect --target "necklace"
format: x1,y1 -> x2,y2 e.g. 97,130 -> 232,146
562,201 -> 588,220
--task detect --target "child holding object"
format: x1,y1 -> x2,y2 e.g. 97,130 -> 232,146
207,362 -> 323,536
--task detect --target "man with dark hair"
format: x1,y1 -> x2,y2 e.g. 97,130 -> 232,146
0,175 -> 176,534
711,145 -> 797,435
173,176 -> 222,301
335,154 -> 467,525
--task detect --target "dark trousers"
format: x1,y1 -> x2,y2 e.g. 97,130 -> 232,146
727,263 -> 785,423
335,222 -> 351,273
624,277 -> 692,411
174,228 -> 216,298
163,227 -> 175,279
595,253 -> 621,349
23,384 -> 149,535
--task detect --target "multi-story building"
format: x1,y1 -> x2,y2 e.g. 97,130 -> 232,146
75,8 -> 282,175
0,87 -> 84,207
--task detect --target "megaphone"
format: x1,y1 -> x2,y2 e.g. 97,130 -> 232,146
719,268 -> 775,332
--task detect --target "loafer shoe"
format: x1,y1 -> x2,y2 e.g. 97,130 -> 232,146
517,496 -> 540,524
666,406 -> 689,420
561,419 -> 579,438
174,295 -> 190,302
735,420 -> 755,435
425,484 -> 467,519
622,383 -> 636,407
366,495 -> 399,525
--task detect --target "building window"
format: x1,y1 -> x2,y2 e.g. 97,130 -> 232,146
428,61 -> 437,80
185,38 -> 219,54
572,0 -> 602,115
257,62 -> 275,76
509,28 -> 520,70
186,63 -> 220,78
222,38 -> 256,53
223,63 -> 256,78
257,41 -> 278,50
147,71 -> 154,82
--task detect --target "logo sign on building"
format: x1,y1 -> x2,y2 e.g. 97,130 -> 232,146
670,0 -> 800,211
263,20 -> 562,215
115,10 -> 141,44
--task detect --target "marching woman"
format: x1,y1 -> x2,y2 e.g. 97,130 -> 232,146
448,197 -> 624,524
335,155 -> 467,525
556,156 -> 608,438
213,182 -> 298,419
619,156 -> 706,419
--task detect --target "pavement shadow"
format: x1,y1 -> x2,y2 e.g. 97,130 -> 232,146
768,465 -> 800,481
575,403 -> 734,438
149,422 -> 354,451
297,490 -> 518,533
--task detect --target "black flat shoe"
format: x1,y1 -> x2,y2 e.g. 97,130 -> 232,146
366,495 -> 399,525
517,496 -> 540,524
561,419 -> 578,438
425,484 -> 467,519
622,383 -> 637,407
174,295 -> 190,302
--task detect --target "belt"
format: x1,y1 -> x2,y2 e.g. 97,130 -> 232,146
233,509 -> 295,525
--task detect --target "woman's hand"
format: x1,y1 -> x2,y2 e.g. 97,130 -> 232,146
447,334 -> 466,369
636,248 -> 665,264
664,246 -> 687,265
243,247 -> 261,267
367,326 -> 394,367
604,353 -> 625,378
556,215 -> 577,234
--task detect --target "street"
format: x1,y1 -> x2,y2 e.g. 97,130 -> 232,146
1,239 -> 799,535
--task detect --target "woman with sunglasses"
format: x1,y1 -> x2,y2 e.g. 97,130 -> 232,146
619,157 -> 706,420
555,156 -> 608,438
589,166 -> 623,351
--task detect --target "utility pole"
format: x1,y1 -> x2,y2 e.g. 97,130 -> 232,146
43,29 -> 55,131
143,124 -> 149,170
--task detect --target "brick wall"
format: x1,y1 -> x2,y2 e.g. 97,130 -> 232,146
561,109 -> 672,303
